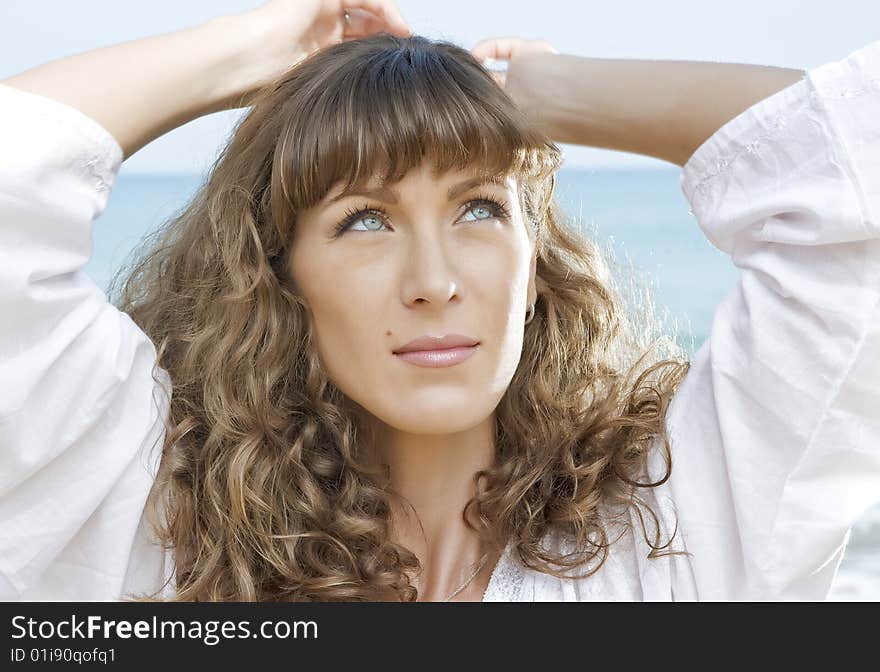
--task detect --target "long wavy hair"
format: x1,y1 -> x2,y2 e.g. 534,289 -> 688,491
110,33 -> 691,601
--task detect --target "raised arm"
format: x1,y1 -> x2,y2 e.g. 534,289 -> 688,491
0,1 -> 410,600
2,17 -> 252,161
472,39 -> 805,166
477,37 -> 880,599
2,0 -> 411,160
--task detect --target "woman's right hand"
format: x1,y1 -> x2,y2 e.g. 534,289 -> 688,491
1,1 -> 411,160
233,0 -> 412,107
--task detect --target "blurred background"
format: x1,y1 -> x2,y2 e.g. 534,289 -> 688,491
2,0 -> 877,599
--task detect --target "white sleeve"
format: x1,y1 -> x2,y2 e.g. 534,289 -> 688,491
0,83 -> 171,599
656,40 -> 880,599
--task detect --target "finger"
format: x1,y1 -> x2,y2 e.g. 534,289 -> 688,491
534,39 -> 560,55
347,9 -> 402,39
343,0 -> 412,37
341,8 -> 374,37
471,37 -> 519,62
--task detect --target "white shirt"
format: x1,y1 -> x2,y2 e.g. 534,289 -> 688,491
2,39 -> 880,602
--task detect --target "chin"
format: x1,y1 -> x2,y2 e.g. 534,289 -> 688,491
377,405 -> 492,436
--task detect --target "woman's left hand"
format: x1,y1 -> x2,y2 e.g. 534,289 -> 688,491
232,0 -> 412,104
471,36 -> 558,102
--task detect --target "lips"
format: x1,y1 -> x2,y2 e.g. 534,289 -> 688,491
392,333 -> 480,354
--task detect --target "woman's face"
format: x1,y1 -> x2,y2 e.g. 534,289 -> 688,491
289,162 -> 537,436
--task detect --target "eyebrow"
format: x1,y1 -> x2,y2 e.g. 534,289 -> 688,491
327,175 -> 507,205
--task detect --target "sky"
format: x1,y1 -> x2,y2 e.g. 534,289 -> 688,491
2,0 -> 877,172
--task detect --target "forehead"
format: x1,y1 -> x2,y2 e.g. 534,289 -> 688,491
320,166 -> 519,207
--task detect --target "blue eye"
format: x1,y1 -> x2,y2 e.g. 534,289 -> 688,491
332,196 -> 511,237
333,206 -> 391,235
461,204 -> 496,221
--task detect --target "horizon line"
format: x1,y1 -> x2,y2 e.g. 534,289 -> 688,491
118,164 -> 682,177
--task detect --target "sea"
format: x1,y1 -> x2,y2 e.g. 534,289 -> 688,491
84,167 -> 880,600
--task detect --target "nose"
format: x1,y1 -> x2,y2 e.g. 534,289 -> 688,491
399,226 -> 460,310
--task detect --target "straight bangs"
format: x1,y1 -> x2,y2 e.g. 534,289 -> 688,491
270,35 -> 563,216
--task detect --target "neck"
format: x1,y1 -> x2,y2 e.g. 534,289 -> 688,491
372,414 -> 499,600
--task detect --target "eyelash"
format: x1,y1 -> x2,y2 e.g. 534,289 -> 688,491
332,193 -> 512,236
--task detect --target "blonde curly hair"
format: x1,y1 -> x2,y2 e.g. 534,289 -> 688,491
110,33 -> 690,601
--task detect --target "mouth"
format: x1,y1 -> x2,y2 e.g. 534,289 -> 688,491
392,333 -> 480,355
393,344 -> 479,368
392,333 -> 480,368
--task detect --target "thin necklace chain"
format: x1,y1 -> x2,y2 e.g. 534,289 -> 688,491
442,552 -> 490,602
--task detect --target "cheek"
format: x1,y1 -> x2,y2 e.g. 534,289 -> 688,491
305,271 -> 386,378
294,264 -> 400,426
473,239 -> 533,384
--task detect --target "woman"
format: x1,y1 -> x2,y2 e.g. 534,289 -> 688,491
1,0 -> 878,601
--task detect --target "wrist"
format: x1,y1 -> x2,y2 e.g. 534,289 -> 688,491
198,13 -> 305,112
505,53 -> 547,125
506,52 -> 583,142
